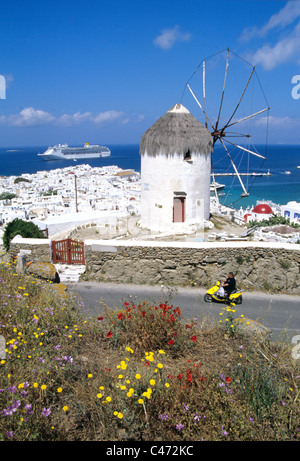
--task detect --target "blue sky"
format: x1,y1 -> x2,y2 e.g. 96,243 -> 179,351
0,0 -> 299,146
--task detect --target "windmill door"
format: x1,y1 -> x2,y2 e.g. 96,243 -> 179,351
52,238 -> 85,265
173,197 -> 185,223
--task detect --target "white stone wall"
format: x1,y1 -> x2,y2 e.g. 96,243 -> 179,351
141,151 -> 211,232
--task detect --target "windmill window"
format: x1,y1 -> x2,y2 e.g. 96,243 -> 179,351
183,150 -> 191,160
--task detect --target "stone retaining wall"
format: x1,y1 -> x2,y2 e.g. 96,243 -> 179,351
9,236 -> 52,263
84,240 -> 300,293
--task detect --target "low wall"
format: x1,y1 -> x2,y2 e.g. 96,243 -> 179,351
84,239 -> 300,293
9,236 -> 52,263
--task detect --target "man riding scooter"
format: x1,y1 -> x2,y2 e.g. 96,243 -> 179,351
217,272 -> 236,301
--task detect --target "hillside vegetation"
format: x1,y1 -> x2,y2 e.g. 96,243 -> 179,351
0,259 -> 299,441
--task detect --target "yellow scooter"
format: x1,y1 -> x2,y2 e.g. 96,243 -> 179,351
204,281 -> 243,305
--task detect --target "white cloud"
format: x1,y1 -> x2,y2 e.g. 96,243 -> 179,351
0,107 -> 56,126
241,1 -> 300,42
241,1 -> 300,70
254,114 -> 300,127
153,25 -> 191,50
247,21 -> 300,70
57,111 -> 93,126
0,107 -> 126,127
91,110 -> 124,124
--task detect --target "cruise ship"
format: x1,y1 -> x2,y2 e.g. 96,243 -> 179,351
38,143 -> 111,160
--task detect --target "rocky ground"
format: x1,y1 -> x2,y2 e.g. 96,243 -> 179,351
71,213 -> 244,242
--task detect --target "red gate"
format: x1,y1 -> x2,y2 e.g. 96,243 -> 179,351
51,238 -> 85,265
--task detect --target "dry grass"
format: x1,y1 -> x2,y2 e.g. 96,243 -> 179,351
0,260 -> 299,441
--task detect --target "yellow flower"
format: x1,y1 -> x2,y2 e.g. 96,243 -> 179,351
97,393 -> 103,399
118,374 -> 123,379
63,406 -> 68,412
138,399 -> 144,404
88,374 -> 93,378
157,363 -> 163,369
158,350 -> 165,354
135,374 -> 141,380
18,383 -> 24,389
120,361 -> 127,370
106,396 -> 112,402
165,383 -> 170,388
117,413 -> 123,419
149,379 -> 155,386
57,387 -> 63,393
41,384 -> 47,390
33,382 -> 38,388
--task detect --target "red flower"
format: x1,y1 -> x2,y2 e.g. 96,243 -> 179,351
225,377 -> 231,384
177,373 -> 183,380
97,316 -> 104,321
106,330 -> 113,338
126,307 -> 131,313
187,370 -> 192,383
168,339 -> 175,345
124,302 -> 130,307
104,368 -> 111,372
141,311 -> 146,317
201,377 -> 206,382
117,313 -> 123,320
191,335 -> 197,342
185,324 -> 191,330
144,360 -> 150,367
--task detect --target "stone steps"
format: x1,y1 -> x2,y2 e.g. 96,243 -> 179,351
54,264 -> 86,283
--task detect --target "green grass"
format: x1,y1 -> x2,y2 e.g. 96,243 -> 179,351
0,260 -> 299,441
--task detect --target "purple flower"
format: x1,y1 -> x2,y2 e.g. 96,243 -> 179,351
6,431 -> 14,438
41,407 -> 51,417
158,413 -> 169,421
176,423 -> 184,431
24,404 -> 33,414
222,425 -> 228,437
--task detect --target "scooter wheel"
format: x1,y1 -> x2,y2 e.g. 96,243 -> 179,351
204,294 -> 213,303
236,295 -> 243,305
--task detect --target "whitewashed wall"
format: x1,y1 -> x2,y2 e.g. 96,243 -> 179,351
141,151 -> 211,232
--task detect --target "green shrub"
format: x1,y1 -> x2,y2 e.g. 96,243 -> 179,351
3,218 -> 45,250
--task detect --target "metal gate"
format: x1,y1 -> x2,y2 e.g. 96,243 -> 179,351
51,238 -> 85,265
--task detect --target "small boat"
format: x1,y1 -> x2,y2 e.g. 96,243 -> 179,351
283,171 -> 291,175
210,181 -> 225,192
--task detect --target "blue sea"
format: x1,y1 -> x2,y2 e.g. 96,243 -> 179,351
0,143 -> 299,210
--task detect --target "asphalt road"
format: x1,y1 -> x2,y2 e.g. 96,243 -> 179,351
67,281 -> 300,342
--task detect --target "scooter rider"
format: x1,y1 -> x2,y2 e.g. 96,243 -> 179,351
218,272 -> 236,299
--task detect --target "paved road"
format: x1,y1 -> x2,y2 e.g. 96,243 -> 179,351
68,281 -> 300,342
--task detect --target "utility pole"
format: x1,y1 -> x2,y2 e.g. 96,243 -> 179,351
74,174 -> 78,213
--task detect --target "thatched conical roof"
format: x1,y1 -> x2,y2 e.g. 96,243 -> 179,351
140,104 -> 213,157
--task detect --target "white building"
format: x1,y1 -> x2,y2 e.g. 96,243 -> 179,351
140,104 -> 212,233
281,201 -> 300,224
